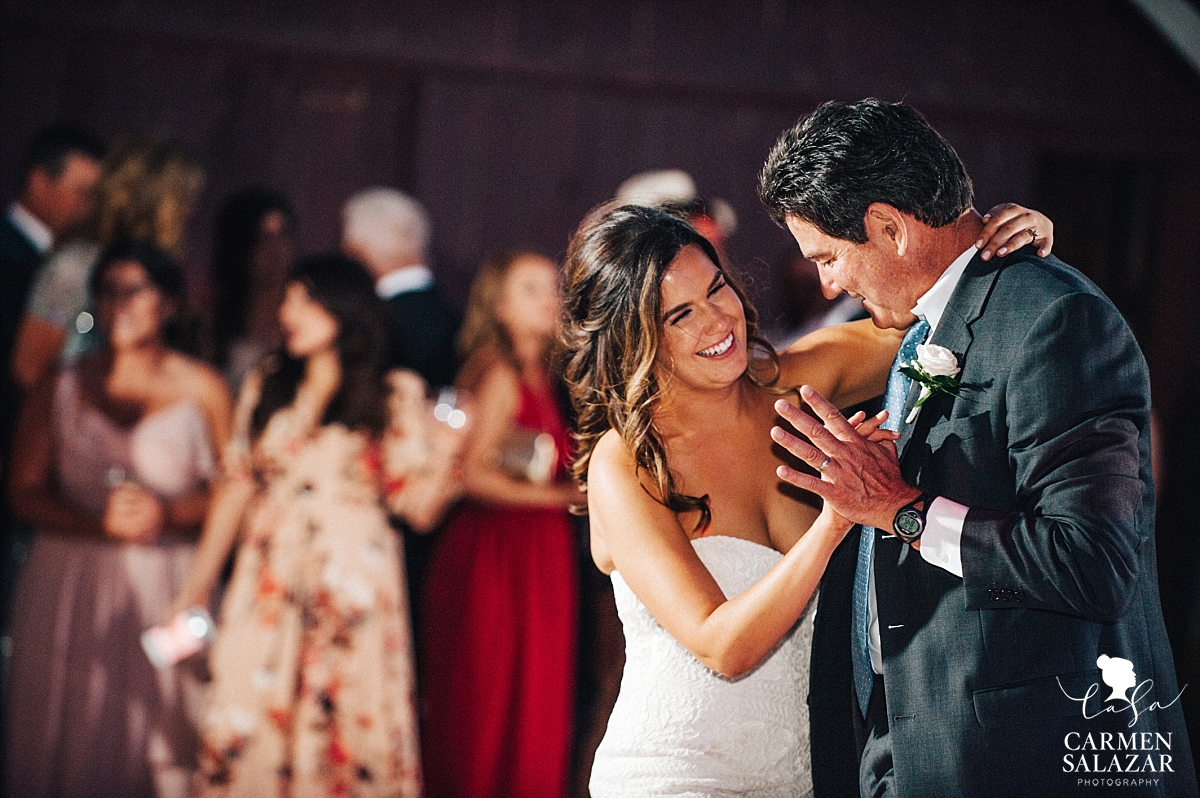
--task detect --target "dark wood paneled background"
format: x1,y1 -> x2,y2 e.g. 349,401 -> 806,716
4,0 -> 1200,766
4,1 -> 1198,327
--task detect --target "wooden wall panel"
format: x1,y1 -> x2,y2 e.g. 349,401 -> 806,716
3,2 -> 1198,317
4,0 -> 1200,773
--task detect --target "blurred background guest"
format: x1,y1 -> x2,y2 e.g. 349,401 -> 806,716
209,187 -> 296,389
6,137 -> 201,673
167,254 -> 454,798
12,135 -> 204,390
614,169 -> 738,263
420,250 -> 579,798
341,185 -> 461,652
0,120 -> 104,728
1,122 -> 104,406
5,240 -> 231,798
341,187 -> 460,390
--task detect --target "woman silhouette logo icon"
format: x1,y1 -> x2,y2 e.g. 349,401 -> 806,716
1097,654 -> 1137,704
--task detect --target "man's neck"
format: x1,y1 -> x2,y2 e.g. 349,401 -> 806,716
914,243 -> 975,333
913,210 -> 983,294
902,210 -> 974,300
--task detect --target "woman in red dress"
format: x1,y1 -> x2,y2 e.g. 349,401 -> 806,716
420,250 -> 580,798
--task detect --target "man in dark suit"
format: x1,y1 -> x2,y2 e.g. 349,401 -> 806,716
2,123 -> 104,431
342,186 -> 460,390
341,186 -> 461,647
761,100 -> 1196,797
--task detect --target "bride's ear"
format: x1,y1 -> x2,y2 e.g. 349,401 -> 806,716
864,203 -> 909,257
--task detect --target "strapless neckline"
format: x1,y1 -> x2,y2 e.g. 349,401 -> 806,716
592,530 -> 815,797
691,533 -> 781,553
608,534 -> 782,581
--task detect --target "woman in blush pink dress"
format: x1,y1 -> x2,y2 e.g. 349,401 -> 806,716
420,251 -> 580,798
6,240 -> 232,798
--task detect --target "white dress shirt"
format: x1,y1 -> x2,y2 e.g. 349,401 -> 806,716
8,202 -> 54,255
867,244 -> 975,673
375,264 -> 434,299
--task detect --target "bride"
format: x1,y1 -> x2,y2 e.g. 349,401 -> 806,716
561,202 -> 1052,797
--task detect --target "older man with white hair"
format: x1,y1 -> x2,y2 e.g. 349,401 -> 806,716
342,187 -> 460,389
342,188 -> 461,653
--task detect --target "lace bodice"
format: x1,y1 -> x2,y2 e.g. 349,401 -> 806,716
590,535 -> 816,798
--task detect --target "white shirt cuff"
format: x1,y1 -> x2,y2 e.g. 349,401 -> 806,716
919,496 -> 967,578
868,562 -> 882,674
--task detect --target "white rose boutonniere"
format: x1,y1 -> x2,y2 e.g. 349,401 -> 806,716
900,344 -> 963,423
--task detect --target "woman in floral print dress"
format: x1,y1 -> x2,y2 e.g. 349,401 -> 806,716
170,254 -> 462,797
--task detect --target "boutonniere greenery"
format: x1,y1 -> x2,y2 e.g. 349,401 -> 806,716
900,344 -> 963,423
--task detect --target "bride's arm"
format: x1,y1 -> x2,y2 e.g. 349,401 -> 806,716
976,203 -> 1054,260
588,428 -> 851,677
777,320 -> 900,410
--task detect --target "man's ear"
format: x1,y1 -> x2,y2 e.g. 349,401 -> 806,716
864,203 -> 909,257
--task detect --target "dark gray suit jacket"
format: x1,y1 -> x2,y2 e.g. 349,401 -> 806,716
812,250 -> 1196,797
0,214 -> 42,457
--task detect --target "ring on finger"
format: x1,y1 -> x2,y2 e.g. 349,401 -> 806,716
819,455 -> 831,472
1026,227 -> 1039,240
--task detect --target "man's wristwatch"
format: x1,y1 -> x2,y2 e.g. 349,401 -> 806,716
892,492 -> 934,545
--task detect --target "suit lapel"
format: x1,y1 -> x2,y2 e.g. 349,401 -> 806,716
896,252 -> 1000,463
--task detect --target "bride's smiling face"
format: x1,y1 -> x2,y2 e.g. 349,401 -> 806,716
655,244 -> 748,390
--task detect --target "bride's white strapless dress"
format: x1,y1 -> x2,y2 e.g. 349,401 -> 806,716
589,535 -> 816,798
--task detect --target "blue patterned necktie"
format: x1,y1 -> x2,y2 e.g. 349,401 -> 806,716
851,318 -> 930,717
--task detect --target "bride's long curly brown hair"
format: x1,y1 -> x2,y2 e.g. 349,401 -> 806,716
561,204 -> 780,532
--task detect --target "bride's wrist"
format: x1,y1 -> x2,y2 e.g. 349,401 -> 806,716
816,504 -> 851,529
811,514 -> 851,544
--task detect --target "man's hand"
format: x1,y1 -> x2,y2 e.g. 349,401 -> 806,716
771,386 -> 921,530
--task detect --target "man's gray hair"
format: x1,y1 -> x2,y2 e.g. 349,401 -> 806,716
342,187 -> 431,263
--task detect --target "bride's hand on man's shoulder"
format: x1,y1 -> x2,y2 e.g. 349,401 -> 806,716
977,203 -> 1054,261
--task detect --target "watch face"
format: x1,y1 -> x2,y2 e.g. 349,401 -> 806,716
895,511 -> 922,540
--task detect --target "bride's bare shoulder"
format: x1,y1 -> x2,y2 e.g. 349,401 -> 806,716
590,428 -> 636,479
586,427 -> 675,558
